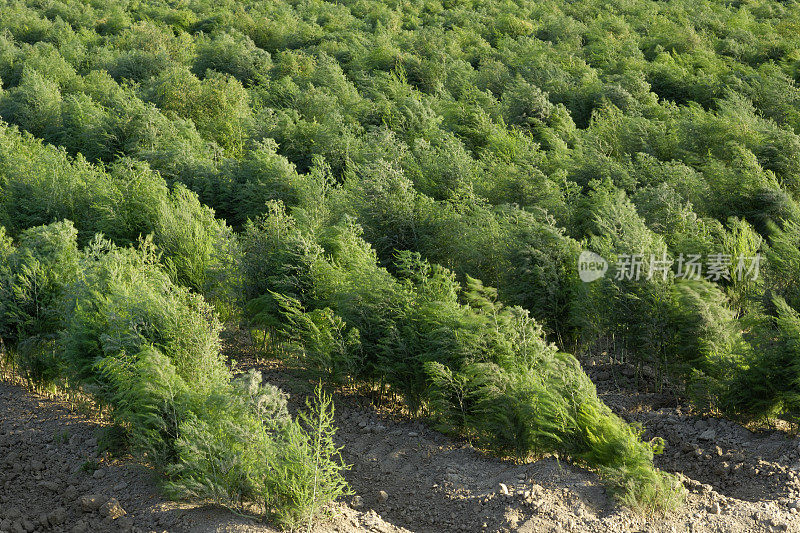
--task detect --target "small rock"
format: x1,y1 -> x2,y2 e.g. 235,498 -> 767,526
445,472 -> 460,483
112,482 -> 128,491
80,494 -> 104,512
38,480 -> 60,492
377,490 -> 388,503
47,508 -> 66,527
99,498 -> 126,520
699,429 -> 716,441
708,502 -> 721,515
64,486 -> 78,501
408,432 -> 419,437
683,478 -> 702,492
498,483 -> 510,496
92,469 -> 105,480
351,495 -> 364,508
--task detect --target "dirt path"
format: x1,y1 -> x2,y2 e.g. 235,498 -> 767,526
1,330 -> 799,532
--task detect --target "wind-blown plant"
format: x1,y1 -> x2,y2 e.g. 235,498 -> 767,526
250,213 -> 683,511
724,297 -> 800,423
261,385 -> 350,530
0,222 -> 348,528
11,0 -> 800,518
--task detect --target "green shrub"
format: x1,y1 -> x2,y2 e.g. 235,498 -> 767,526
570,183 -> 674,359
423,300 -> 684,512
260,385 -> 350,530
164,370 -> 289,507
0,125 -> 228,292
225,139 -> 308,227
60,235 -> 228,392
724,297 -> 800,423
0,222 -> 348,526
143,66 -> 251,154
0,67 -> 62,138
765,220 -> 800,310
99,346 -> 193,466
252,214 -> 682,510
668,281 -> 745,408
0,221 -> 79,383
193,30 -> 271,85
274,294 -> 362,384
240,201 -> 321,303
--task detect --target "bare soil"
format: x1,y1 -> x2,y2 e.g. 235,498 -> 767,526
1,327 -> 799,532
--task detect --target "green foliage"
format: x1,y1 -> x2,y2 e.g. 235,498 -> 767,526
424,324 -> 684,513
99,346 -> 193,466
260,385 -> 350,530
11,0 -> 800,517
0,67 -> 62,137
0,220 -> 348,526
223,139 -> 310,227
142,65 -> 251,154
240,201 -> 320,302
0,124 -> 228,292
765,219 -> 800,310
60,235 -> 227,391
571,183 -> 675,359
0,221 -> 79,382
427,351 -> 685,511
669,281 -> 745,407
193,30 -> 271,85
721,217 -> 764,313
252,216 -> 682,509
164,370 -> 289,507
724,297 -> 800,423
275,294 -> 362,384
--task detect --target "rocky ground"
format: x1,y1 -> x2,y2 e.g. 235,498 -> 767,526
1,328 -> 799,532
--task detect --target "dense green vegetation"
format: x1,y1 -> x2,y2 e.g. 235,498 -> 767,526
0,220 -> 348,529
4,0 -> 800,520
